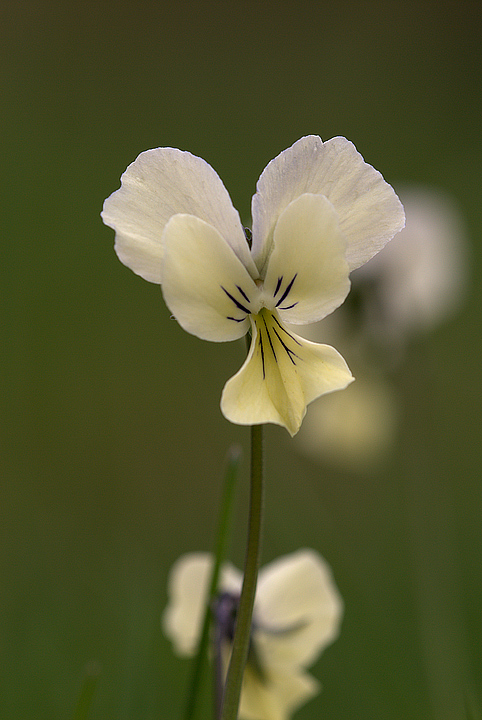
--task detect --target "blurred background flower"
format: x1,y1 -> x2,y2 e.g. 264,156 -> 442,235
2,2 -> 481,719
163,550 -> 343,720
296,373 -> 399,470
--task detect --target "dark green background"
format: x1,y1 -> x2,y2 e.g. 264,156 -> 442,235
2,1 -> 481,718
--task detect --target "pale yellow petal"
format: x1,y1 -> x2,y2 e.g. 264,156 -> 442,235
162,553 -> 212,656
262,193 -> 350,324
240,664 -> 319,720
162,553 -> 242,656
296,375 -> 398,471
221,312 -> 353,436
162,214 -> 261,342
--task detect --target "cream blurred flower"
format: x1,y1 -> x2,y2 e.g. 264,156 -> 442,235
296,373 -> 398,470
102,136 -> 404,435
162,549 -> 343,720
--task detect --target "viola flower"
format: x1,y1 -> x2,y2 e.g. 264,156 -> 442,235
162,549 -> 343,720
102,136 -> 404,435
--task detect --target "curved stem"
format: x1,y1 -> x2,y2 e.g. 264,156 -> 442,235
221,424 -> 264,720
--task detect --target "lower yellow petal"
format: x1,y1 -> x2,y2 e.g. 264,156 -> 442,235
240,664 -> 318,720
220,310 -> 354,436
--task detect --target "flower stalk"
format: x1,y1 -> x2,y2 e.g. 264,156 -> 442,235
221,424 -> 264,720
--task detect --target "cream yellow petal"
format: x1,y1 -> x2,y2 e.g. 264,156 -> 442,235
296,375 -> 398,471
161,214 -> 261,342
354,186 -> 468,338
221,312 -> 353,436
262,193 -> 350,324
240,664 -> 319,720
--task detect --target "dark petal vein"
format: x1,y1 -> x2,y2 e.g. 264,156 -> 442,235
278,301 -> 299,310
275,274 -> 297,307
273,328 -> 299,365
236,285 -> 251,304
259,333 -> 265,379
274,276 -> 283,297
221,285 -> 250,314
272,315 -> 303,346
262,315 -> 277,362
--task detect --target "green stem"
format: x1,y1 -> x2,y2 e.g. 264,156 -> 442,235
183,445 -> 242,720
221,424 -> 264,720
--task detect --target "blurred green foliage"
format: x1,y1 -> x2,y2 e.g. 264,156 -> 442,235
2,1 -> 481,718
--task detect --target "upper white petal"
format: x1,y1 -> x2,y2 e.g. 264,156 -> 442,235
161,214 -> 261,342
102,147 -> 256,283
162,553 -> 212,656
262,193 -> 350,324
251,135 -> 405,273
254,549 -> 343,668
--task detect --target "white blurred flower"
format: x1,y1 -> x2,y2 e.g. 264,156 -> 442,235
351,186 -> 468,351
162,549 -> 343,720
295,187 -> 468,468
102,136 -> 404,435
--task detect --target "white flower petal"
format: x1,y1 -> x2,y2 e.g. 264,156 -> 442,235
240,664 -> 318,720
162,553 -> 242,657
251,135 -> 405,273
220,312 -> 354,436
254,549 -> 343,669
102,147 -> 256,283
161,214 -> 261,342
262,194 -> 350,324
